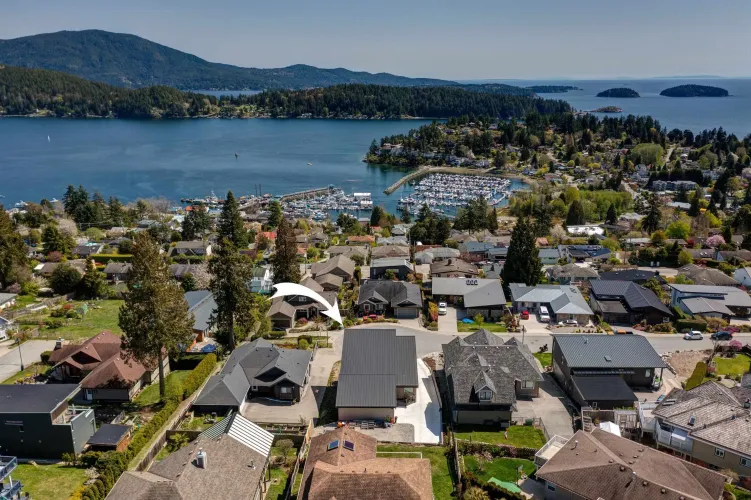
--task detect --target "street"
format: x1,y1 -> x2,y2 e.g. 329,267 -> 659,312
0,340 -> 56,382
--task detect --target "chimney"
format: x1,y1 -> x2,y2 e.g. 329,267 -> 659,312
54,338 -> 63,351
196,448 -> 207,469
573,440 -> 578,449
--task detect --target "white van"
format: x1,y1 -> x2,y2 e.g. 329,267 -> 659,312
539,306 -> 550,323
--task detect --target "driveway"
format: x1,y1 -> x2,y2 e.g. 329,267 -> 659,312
0,340 -> 56,382
394,359 -> 441,443
520,315 -> 550,334
513,374 -> 574,439
437,305 -> 458,333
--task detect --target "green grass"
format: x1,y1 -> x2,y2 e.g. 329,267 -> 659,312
454,425 -> 546,450
180,415 -> 225,431
457,322 -> 508,333
377,445 -> 454,500
134,370 -> 191,408
11,295 -> 39,309
533,352 -> 552,368
271,446 -> 298,458
463,455 -> 535,483
1,362 -> 50,384
266,466 -> 290,500
26,300 -> 124,340
728,485 -> 751,500
714,354 -> 751,377
13,463 -> 88,500
154,445 -> 172,461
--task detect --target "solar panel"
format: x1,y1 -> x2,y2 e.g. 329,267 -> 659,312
343,440 -> 355,451
327,440 -> 340,451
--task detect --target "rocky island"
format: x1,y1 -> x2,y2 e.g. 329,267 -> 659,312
596,88 -> 640,98
593,106 -> 623,113
660,84 -> 729,97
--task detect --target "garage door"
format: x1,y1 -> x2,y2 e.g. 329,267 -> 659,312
396,308 -> 418,319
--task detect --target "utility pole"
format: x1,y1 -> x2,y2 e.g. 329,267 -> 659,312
16,337 -> 24,371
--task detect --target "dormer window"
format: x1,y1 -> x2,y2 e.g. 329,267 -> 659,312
478,390 -> 493,401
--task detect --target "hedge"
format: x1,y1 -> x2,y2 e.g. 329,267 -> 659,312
685,361 -> 708,390
676,318 -> 708,332
40,350 -> 53,364
672,306 -> 687,319
182,353 -> 216,399
90,254 -> 132,263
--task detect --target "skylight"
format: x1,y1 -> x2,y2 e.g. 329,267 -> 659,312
343,440 -> 355,451
327,440 -> 340,451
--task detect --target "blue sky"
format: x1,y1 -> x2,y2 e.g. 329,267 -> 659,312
3,0 -> 750,79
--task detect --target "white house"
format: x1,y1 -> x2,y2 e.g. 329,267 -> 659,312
0,293 -> 17,311
0,316 -> 12,341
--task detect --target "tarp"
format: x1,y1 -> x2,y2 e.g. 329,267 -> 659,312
599,421 -> 622,436
488,478 -> 522,493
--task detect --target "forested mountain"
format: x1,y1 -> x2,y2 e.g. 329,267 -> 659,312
0,30 -> 457,90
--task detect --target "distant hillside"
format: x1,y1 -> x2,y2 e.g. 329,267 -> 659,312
0,29 -> 460,90
660,84 -> 729,97
596,88 -> 640,98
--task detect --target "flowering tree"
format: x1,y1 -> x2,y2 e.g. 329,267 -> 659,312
706,234 -> 725,247
728,340 -> 743,352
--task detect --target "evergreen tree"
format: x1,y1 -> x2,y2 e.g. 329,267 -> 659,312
370,206 -> 385,227
108,197 -> 125,227
119,233 -> 193,400
181,273 -> 197,292
42,224 -> 73,255
641,193 -> 662,234
533,202 -> 552,237
78,258 -> 108,299
501,217 -> 542,295
399,205 -> 412,224
488,207 -> 499,232
417,203 -> 431,223
565,200 -> 585,226
271,218 -> 301,284
687,195 -> 701,217
209,240 -> 256,352
742,233 -> 751,251
217,191 -> 248,247
267,201 -> 283,228
49,263 -> 82,295
0,206 -> 28,288
182,206 -> 211,240
605,203 -> 617,225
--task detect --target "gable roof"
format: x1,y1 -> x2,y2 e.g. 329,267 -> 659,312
677,264 -> 740,286
431,278 -> 506,307
370,245 -> 410,258
311,255 -> 355,278
184,290 -> 217,332
590,280 -> 673,316
669,284 -> 751,308
430,258 -> 478,276
598,269 -> 666,284
553,334 -> 667,369
357,280 -> 422,308
571,375 -> 638,403
508,284 -> 593,316
681,297 -> 734,315
336,329 -> 418,408
548,263 -> 599,280
80,354 -> 149,389
536,429 -> 726,500
369,257 -> 412,269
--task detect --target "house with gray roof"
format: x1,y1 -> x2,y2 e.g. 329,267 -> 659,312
431,278 -> 507,320
192,338 -> 312,414
369,258 -> 413,280
103,262 -> 132,282
559,245 -> 611,263
414,247 -> 460,265
552,334 -> 667,409
669,284 -> 751,318
509,284 -> 594,324
677,264 -> 740,287
589,280 -> 673,325
370,245 -> 410,260
429,258 -> 478,278
327,245 -> 369,263
598,268 -> 666,285
442,330 -> 542,426
311,255 -> 355,281
546,263 -> 599,285
538,247 -> 562,265
185,290 -> 217,342
336,329 -> 418,421
169,241 -> 212,258
357,280 -> 422,319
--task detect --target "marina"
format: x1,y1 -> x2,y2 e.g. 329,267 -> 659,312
397,173 -> 514,214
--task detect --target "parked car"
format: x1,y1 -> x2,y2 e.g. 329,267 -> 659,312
539,306 -> 550,323
438,302 -> 447,315
615,329 -> 633,335
683,331 -> 703,340
520,310 -> 529,320
559,319 -> 578,326
710,331 -> 733,340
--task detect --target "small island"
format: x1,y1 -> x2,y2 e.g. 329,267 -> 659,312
596,88 -> 640,98
659,84 -> 729,97
525,85 -> 580,93
593,106 -> 623,113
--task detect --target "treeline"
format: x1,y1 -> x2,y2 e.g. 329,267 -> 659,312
223,84 -> 572,118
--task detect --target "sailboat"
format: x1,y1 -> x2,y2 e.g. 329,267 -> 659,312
47,135 -> 51,142
307,162 -> 313,166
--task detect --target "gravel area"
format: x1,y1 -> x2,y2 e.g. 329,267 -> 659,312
314,423 -> 415,442
664,350 -> 710,377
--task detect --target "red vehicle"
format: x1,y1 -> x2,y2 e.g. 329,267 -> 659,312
520,310 -> 530,320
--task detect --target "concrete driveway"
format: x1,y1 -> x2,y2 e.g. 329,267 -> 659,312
0,340 -> 56,382
513,374 -> 574,439
520,315 -> 550,334
437,305 -> 458,333
394,359 -> 441,443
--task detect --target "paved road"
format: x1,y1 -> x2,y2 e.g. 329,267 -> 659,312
0,340 -> 56,382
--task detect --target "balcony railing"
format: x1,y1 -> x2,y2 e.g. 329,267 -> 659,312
0,456 -> 17,482
0,456 -> 21,500
655,425 -> 693,453
1,479 -> 22,500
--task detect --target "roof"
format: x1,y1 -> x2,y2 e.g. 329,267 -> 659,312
443,331 -> 542,407
103,262 -> 132,274
590,280 -> 673,316
0,293 -> 17,305
170,263 -> 202,279
430,259 -> 478,276
553,334 -> 667,369
185,290 -> 217,332
311,255 -> 356,278
681,297 -> 734,315
49,330 -> 124,369
87,423 -> 131,446
173,240 -> 210,249
599,269 -> 666,284
547,263 -> 599,280
357,280 -> 422,309
0,384 -> 79,413
508,284 -> 593,316
460,241 -> 497,253
718,249 -> 751,261
314,273 -> 344,288
431,278 -> 506,307
677,264 -> 740,286
336,329 -> 418,408
669,284 -> 751,308
369,257 -> 412,269
370,245 -> 410,258
536,429 -> 726,500
538,248 -> 561,259
301,427 -> 432,500
571,375 -> 638,403
80,354 -> 149,389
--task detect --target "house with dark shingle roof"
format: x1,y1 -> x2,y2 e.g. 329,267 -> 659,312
598,268 -> 666,285
185,290 -> 217,342
336,329 -> 418,421
103,262 -> 132,282
300,427 -> 432,500
369,258 -> 413,280
546,263 -> 599,285
311,255 -> 355,281
677,263 -> 740,287
670,284 -> 751,318
429,258 -> 479,278
552,334 -> 667,409
357,280 -> 422,319
72,243 -> 104,258
536,429 -> 726,500
193,338 -> 312,413
442,330 -> 542,426
589,280 -> 673,325
168,241 -> 212,258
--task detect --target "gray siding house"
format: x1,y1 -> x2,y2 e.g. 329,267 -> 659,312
369,258 -> 413,280
357,280 -> 422,319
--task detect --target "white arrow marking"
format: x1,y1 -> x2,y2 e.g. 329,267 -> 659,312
271,282 -> 343,326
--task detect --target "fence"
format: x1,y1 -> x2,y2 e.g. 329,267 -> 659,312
3,296 -> 65,320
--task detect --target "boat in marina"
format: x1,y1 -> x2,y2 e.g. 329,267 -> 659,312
397,173 -> 511,211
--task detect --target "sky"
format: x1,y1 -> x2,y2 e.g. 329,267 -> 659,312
3,0 -> 751,80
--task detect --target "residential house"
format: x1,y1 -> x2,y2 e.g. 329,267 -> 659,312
481,262 -> 503,279
0,385 -> 95,459
107,413 -> 273,500
300,427 -> 432,500
598,269 -> 666,285
169,241 -> 212,258
376,236 -> 409,246
0,316 -> 12,341
677,264 -> 740,287
314,273 -> 343,292
369,258 -> 413,280
391,223 -> 414,237
185,290 -> 217,342
430,258 -> 479,278
535,429 -> 726,500
357,280 -> 422,319
86,423 -> 132,452
670,284 -> 751,318
509,284 -> 594,324
267,288 -> 338,329
442,330 -> 542,426
485,246 -> 509,262
559,245 -> 611,263
327,245 -> 369,263
651,381 -> 751,483
72,244 -> 104,259
546,264 -> 599,285
346,235 -> 375,246
538,247 -> 563,265
336,329 -> 418,421
414,247 -> 461,264
552,334 -> 667,409
250,266 -> 274,294
717,249 -> 751,263
370,245 -> 410,260
687,248 -> 717,261
103,262 -> 132,282
311,255 -> 355,282
170,263 -> 202,280
734,266 -> 751,287
193,338 -> 312,413
589,280 -> 674,325
0,293 -> 17,310
459,241 -> 498,261
35,260 -> 87,278
431,278 -> 507,319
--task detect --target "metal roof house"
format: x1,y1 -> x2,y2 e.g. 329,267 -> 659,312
509,284 -> 594,324
442,330 -> 542,426
598,269 -> 666,285
336,329 -> 418,421
669,284 -> 751,318
552,335 -> 667,410
185,290 -> 217,342
589,280 -> 673,325
193,338 -> 312,414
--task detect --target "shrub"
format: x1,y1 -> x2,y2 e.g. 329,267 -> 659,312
298,338 -> 309,350
702,316 -> 728,331
297,334 -> 313,345
20,280 -> 40,296
165,374 -> 184,402
263,331 -> 286,339
166,432 -> 190,452
676,318 -> 708,332
685,361 -> 708,390
45,318 -> 65,329
40,350 -> 53,364
89,254 -> 133,263
182,353 -> 217,399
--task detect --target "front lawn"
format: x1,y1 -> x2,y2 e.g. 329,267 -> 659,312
2,362 -> 50,384
454,425 -> 546,450
463,455 -> 535,483
377,444 -> 454,500
13,463 -> 88,500
713,354 -> 751,377
457,322 -> 507,333
533,352 -> 552,368
21,300 -> 124,340
134,370 -> 191,408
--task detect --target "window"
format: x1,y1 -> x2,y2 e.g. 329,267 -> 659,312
522,381 -> 535,389
343,440 -> 355,451
715,448 -> 725,458
478,390 -> 493,401
741,457 -> 751,468
281,387 -> 292,394
646,369 -> 651,377
547,484 -> 556,491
